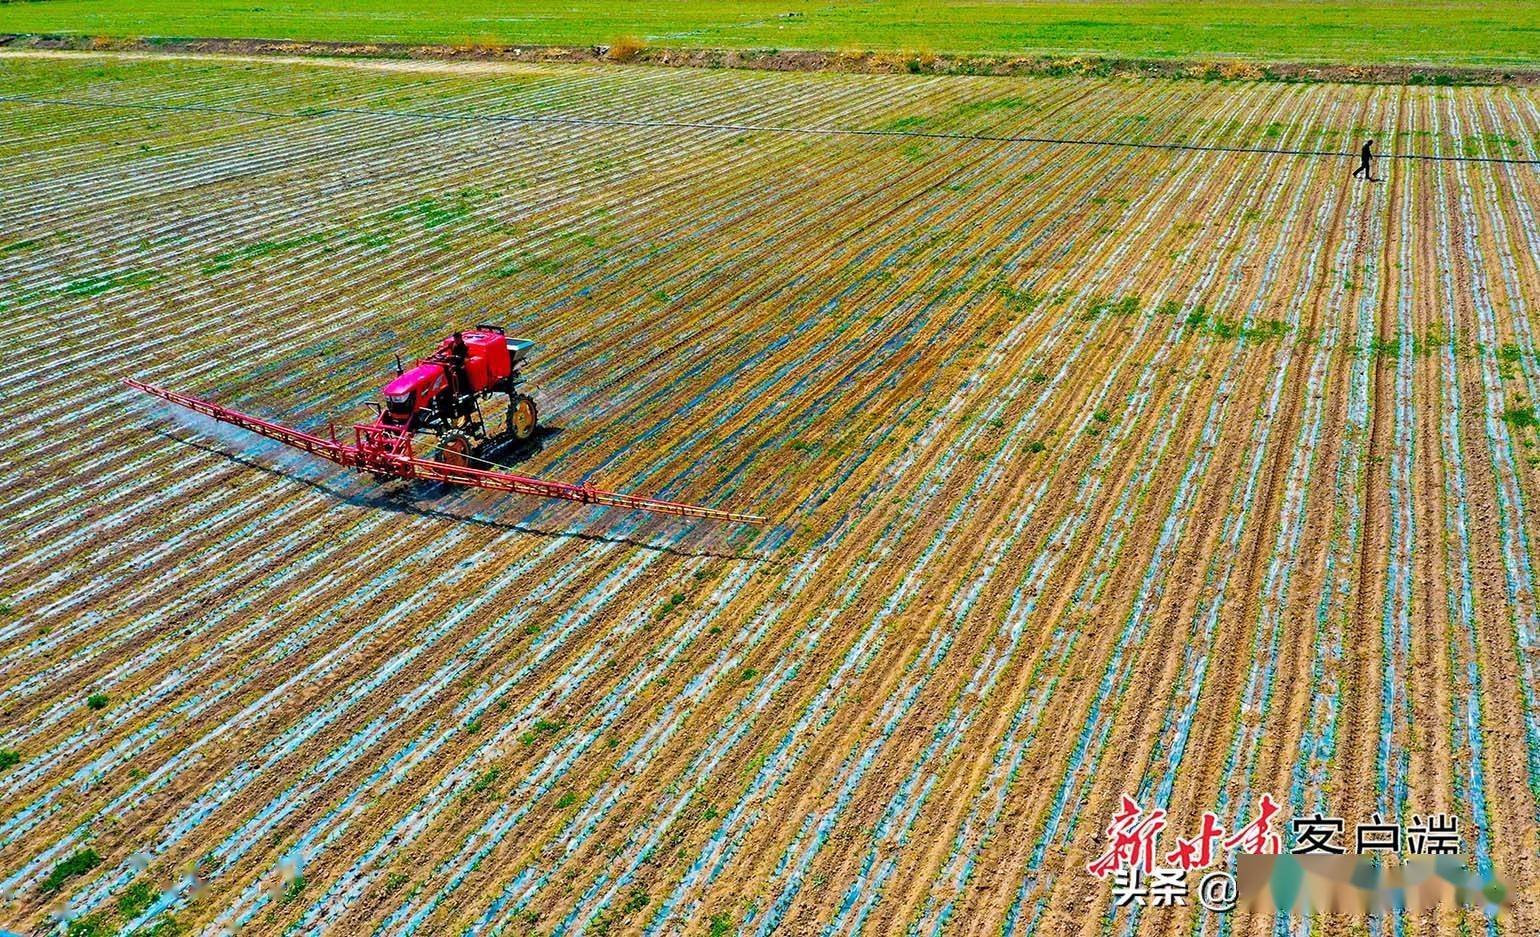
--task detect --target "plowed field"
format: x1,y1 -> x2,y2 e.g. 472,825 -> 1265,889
3,52 -> 1539,935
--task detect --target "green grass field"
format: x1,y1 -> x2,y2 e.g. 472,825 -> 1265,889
0,0 -> 1536,68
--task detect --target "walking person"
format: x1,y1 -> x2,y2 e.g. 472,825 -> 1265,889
1352,138 -> 1376,181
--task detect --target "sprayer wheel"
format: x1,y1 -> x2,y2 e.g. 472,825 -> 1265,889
509,394 -> 539,441
436,430 -> 473,468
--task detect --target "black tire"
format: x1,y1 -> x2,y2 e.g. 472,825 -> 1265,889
436,430 -> 473,467
508,394 -> 539,441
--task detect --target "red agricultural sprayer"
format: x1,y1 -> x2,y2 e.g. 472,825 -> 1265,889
127,326 -> 765,525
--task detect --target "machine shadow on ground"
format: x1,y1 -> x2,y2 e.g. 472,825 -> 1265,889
477,424 -> 563,467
